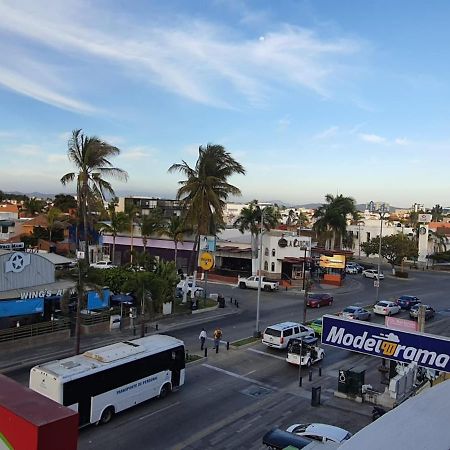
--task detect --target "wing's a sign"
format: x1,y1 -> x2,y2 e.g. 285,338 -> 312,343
322,315 -> 450,373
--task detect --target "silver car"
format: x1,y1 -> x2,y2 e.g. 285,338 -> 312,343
342,306 -> 371,321
363,269 -> 384,279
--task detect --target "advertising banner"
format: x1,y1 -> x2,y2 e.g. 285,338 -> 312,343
319,254 -> 345,269
322,315 -> 450,373
87,288 -> 110,310
0,299 -> 44,318
199,235 -> 216,252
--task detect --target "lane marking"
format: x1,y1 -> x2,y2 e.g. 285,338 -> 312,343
137,401 -> 180,421
246,348 -> 286,361
202,364 -> 277,390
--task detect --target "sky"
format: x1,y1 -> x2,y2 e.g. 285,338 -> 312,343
0,0 -> 449,208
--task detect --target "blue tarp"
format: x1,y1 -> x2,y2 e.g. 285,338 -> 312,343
0,299 -> 44,318
87,288 -> 110,310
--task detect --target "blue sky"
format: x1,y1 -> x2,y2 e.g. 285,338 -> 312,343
0,0 -> 449,208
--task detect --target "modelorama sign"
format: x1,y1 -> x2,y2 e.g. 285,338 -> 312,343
322,315 -> 450,373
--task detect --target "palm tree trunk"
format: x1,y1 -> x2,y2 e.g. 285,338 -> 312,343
188,234 -> 200,275
112,234 -> 116,264
174,241 -> 178,267
130,222 -> 134,264
251,233 -> 258,275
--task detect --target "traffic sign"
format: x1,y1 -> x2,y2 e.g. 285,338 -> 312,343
199,252 -> 214,271
373,280 -> 380,288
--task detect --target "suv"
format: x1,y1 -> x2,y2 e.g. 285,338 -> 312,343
396,295 -> 421,310
262,322 -> 315,349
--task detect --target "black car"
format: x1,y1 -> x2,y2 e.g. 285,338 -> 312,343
396,295 -> 420,310
409,304 -> 435,320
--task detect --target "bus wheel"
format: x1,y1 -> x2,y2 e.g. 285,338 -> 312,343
159,383 -> 171,399
100,406 -> 114,425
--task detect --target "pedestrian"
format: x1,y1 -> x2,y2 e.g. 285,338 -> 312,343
213,327 -> 222,353
199,328 -> 207,350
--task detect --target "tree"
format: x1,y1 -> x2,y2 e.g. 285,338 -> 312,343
53,194 -> 77,212
125,203 -> 140,264
168,143 -> 245,273
233,200 -> 281,275
360,234 -> 418,272
163,215 -> 189,268
61,129 -> 128,264
23,197 -> 45,216
313,194 -> 360,249
430,204 -> 444,222
140,208 -> 165,254
97,199 -> 129,264
46,207 -> 65,242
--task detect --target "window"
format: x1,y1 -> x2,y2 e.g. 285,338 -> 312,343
272,249 -> 276,257
283,328 -> 293,337
1,226 -> 7,233
271,262 -> 275,272
294,327 -> 299,334
264,261 -> 268,271
264,248 -> 269,256
366,232 -> 371,241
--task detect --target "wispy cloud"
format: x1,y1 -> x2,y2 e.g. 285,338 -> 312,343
394,137 -> 409,145
314,126 -> 339,140
47,154 -> 67,163
120,146 -> 154,161
14,144 -> 42,156
0,0 -> 363,111
359,133 -> 386,144
277,116 -> 291,131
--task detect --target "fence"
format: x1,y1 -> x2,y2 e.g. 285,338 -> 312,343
80,307 -> 121,326
0,318 -> 70,343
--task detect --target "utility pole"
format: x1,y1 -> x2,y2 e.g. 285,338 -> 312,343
418,304 -> 426,333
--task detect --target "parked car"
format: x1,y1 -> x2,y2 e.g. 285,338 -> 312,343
341,306 -> 371,321
363,269 -> 384,279
409,304 -> 435,320
262,322 -> 315,349
373,300 -> 400,316
238,275 -> 279,291
89,260 -> 117,269
396,295 -> 421,310
306,293 -> 333,308
263,428 -> 312,449
345,264 -> 358,274
310,318 -> 323,336
286,423 -> 352,443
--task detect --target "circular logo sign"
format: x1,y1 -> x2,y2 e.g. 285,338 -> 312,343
419,227 -> 427,235
278,238 -> 288,248
199,252 -> 214,271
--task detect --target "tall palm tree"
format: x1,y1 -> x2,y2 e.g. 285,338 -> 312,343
313,194 -> 359,249
61,129 -> 128,264
168,143 -> 245,273
234,200 -> 281,275
140,208 -> 165,254
431,204 -> 444,222
97,199 -> 129,264
23,197 -> 45,216
125,203 -> 139,264
45,206 -> 64,242
163,215 -> 189,267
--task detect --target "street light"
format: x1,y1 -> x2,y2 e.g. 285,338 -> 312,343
370,202 -> 389,304
254,202 -> 272,337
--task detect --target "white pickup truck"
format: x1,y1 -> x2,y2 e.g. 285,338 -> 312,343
238,276 -> 279,292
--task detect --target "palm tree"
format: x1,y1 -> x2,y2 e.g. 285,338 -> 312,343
23,197 -> 45,216
431,204 -> 444,222
296,211 -> 310,229
45,206 -> 65,242
163,215 -> 189,268
313,194 -> 359,249
140,208 -> 165,254
286,209 -> 297,226
97,199 -> 129,264
234,200 -> 281,275
124,203 -> 139,264
168,144 -> 245,273
61,129 -> 128,264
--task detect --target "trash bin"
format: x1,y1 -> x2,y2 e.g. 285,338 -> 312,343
311,386 -> 321,406
218,295 -> 225,308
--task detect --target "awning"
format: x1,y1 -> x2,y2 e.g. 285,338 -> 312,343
111,294 -> 134,305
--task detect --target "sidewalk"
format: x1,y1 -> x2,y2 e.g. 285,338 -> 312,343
285,277 -> 363,296
0,306 -> 240,375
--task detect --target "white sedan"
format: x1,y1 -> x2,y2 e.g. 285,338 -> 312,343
286,423 -> 352,443
363,269 -> 385,279
89,260 -> 117,269
373,300 -> 401,316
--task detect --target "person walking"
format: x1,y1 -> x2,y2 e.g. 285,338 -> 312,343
199,328 -> 207,350
213,327 -> 222,353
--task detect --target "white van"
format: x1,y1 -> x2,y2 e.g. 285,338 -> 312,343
262,322 -> 315,349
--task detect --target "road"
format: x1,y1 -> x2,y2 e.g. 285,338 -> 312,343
8,270 -> 450,449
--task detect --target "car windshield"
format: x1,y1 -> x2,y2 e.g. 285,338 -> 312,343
313,319 -> 322,325
309,294 -> 322,299
343,307 -> 357,313
377,302 -> 389,307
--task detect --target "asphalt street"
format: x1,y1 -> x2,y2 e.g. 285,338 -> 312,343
4,269 -> 450,449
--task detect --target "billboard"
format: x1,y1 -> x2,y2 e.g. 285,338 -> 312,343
319,254 -> 345,269
199,235 -> 216,252
418,213 -> 432,223
322,315 -> 450,373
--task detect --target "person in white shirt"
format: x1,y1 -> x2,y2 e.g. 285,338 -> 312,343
199,328 -> 207,350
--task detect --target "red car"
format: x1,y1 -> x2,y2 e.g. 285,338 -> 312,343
306,293 -> 333,308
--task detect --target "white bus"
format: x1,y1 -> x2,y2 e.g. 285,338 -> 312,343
29,335 -> 185,426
